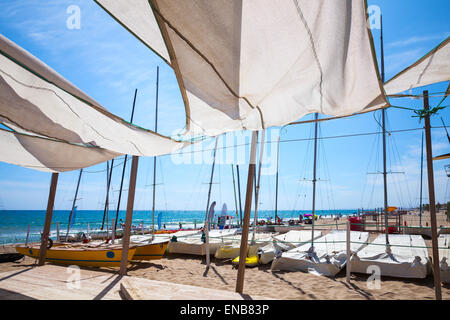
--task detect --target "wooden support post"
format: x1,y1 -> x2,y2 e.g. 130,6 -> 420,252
235,131 -> 258,294
38,172 -> 59,266
346,220 -> 351,283
423,90 -> 442,300
56,222 -> 60,242
119,155 -> 139,276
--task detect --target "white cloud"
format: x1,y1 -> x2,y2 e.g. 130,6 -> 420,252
388,33 -> 449,48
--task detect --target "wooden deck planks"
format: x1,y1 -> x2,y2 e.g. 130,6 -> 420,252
0,264 -> 273,300
0,265 -> 121,300
120,277 -> 273,300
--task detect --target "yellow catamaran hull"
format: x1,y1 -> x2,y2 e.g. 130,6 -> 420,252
15,243 -> 136,267
132,241 -> 169,260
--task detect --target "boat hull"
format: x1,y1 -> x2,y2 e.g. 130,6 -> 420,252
132,241 -> 168,260
15,244 -> 136,267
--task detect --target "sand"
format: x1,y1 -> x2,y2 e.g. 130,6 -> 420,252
1,210 -> 449,300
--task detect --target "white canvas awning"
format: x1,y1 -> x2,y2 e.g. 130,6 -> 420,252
385,37 -> 450,95
0,34 -> 190,172
0,128 -> 119,172
96,0 -> 388,136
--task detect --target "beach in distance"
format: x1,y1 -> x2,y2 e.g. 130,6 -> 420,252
1,210 -> 449,300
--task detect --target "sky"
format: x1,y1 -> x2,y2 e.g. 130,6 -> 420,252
0,0 -> 449,212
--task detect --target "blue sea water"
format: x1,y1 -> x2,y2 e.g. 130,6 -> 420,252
0,209 -> 357,244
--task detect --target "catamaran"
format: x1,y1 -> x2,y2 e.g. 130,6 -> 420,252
271,230 -> 369,276
258,230 -> 322,265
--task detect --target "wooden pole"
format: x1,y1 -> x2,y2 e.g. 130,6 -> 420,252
119,155 -> 139,276
38,172 -> 59,266
205,137 -> 219,268
423,90 -> 442,300
235,131 -> 258,294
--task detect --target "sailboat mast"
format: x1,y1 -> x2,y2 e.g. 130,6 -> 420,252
65,168 -> 83,241
114,89 -> 138,231
311,113 -> 319,248
380,14 -> 390,247
236,164 -> 243,226
419,132 -> 424,226
101,159 -> 114,230
151,66 -> 159,241
205,137 -> 219,267
275,135 -> 280,223
231,164 -> 239,222
252,130 -> 265,242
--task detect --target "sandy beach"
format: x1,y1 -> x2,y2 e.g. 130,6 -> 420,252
1,210 -> 449,300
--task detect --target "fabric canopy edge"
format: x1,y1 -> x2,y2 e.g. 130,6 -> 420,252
0,127 -> 122,173
93,0 -> 192,135
384,36 -> 450,94
0,33 -> 191,146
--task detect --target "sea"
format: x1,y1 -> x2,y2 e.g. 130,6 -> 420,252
0,209 -> 357,244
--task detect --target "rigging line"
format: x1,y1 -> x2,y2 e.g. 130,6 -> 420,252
319,124 -> 336,212
441,117 -> 450,144
368,121 -> 381,209
388,115 -> 414,208
387,91 -> 449,98
158,157 -> 169,212
390,125 -> 414,208
83,156 -> 130,173
166,126 -> 441,157
360,120 -> 379,208
292,121 -> 313,211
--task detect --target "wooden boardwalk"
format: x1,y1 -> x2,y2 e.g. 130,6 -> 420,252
0,264 -> 272,300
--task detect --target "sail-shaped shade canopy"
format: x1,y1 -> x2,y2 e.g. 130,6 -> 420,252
96,0 -> 389,136
0,34 -> 190,172
385,37 -> 450,95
